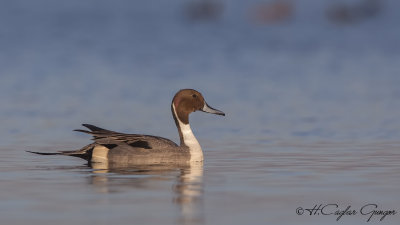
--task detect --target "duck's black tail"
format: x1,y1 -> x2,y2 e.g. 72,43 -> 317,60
26,151 -> 62,156
27,143 -> 95,161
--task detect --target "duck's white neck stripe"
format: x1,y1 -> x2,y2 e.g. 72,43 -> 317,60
172,104 -> 203,162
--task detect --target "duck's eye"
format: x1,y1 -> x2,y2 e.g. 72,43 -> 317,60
192,94 -> 197,98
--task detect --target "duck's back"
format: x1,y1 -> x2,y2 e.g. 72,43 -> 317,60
76,124 -> 191,165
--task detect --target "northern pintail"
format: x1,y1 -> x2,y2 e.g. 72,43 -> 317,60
29,89 -> 225,165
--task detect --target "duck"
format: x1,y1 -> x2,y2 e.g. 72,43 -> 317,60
28,89 -> 225,166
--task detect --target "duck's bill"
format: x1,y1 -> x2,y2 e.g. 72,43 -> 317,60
201,103 -> 225,116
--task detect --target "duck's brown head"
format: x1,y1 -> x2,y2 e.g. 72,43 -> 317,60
172,89 -> 225,125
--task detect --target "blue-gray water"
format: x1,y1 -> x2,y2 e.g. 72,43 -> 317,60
0,1 -> 399,224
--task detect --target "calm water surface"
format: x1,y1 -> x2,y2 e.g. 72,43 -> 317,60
1,1 -> 400,224
1,140 -> 399,225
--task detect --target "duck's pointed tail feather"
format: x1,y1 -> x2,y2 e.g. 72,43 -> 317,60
27,143 -> 95,161
26,151 -> 61,156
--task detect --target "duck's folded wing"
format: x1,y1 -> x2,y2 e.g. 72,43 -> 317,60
74,124 -> 178,149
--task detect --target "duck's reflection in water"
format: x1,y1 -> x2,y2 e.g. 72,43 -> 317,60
89,161 -> 204,225
172,162 -> 204,225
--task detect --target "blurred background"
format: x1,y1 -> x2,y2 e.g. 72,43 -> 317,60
0,0 -> 399,147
